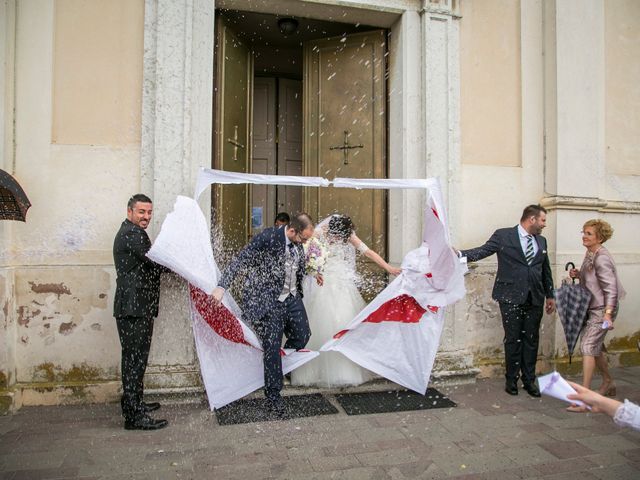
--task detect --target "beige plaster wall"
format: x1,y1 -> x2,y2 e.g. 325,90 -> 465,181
459,0 -> 521,167
1,270 -> 17,386
6,0 -> 145,395
14,266 -> 120,383
457,0 -> 543,248
456,1 -> 545,370
0,1 -> 17,412
456,0 -> 551,371
457,0 -> 640,374
52,0 -> 144,146
605,0 -> 640,177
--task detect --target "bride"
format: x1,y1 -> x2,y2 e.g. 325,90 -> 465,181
292,214 -> 401,387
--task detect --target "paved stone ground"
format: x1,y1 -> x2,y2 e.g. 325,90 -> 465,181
2,367 -> 640,479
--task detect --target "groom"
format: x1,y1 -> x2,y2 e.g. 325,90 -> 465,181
211,213 -> 316,415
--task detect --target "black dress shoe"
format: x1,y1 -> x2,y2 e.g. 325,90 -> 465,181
523,383 -> 541,398
124,415 -> 169,430
143,402 -> 161,413
505,382 -> 518,396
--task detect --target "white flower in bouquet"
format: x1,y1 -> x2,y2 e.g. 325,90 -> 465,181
303,236 -> 328,276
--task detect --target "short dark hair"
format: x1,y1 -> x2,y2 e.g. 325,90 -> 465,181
520,204 -> 547,222
128,194 -> 152,210
328,215 -> 354,242
274,212 -> 290,224
289,212 -> 313,233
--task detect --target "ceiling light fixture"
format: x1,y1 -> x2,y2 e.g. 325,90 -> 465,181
277,17 -> 299,36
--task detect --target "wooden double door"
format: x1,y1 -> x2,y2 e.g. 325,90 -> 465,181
213,17 -> 388,282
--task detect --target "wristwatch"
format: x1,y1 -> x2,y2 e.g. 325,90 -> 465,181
604,308 -> 614,315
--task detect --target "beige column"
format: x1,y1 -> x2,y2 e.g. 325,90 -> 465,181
141,0 -> 215,391
543,0 -> 605,202
0,0 -> 18,414
542,0 -> 607,332
421,0 -> 478,383
388,10 -> 424,262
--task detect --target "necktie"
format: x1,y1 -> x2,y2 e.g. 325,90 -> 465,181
287,242 -> 295,257
525,235 -> 534,265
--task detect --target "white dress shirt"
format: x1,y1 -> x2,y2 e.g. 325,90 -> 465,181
518,224 -> 538,258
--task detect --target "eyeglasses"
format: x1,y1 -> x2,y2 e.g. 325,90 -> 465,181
295,231 -> 312,242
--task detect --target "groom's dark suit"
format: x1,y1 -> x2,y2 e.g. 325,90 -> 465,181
219,226 -> 310,400
462,226 -> 554,387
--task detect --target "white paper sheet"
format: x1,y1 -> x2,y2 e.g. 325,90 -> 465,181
538,371 -> 588,407
147,196 -> 219,293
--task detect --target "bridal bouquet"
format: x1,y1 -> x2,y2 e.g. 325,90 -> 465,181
303,236 -> 328,276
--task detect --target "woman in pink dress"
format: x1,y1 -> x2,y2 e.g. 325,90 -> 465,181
568,219 -> 625,412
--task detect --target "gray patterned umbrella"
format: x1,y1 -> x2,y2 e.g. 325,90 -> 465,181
555,262 -> 591,363
0,169 -> 31,221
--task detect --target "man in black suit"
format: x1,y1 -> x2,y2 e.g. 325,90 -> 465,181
113,194 -> 168,430
211,213 -> 320,416
461,205 -> 555,397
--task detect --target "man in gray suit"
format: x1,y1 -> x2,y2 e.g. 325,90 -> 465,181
461,205 -> 555,397
113,194 -> 168,430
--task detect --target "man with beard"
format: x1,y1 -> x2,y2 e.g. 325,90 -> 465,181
211,213 -> 317,417
460,205 -> 555,397
113,194 -> 168,430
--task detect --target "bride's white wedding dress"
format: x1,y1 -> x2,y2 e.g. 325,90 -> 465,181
292,240 -> 374,387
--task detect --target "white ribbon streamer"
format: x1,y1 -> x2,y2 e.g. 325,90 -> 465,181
332,177 -> 437,190
195,168 -> 330,199
194,168 -> 440,198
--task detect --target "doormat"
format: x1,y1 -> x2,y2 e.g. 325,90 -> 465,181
215,393 -> 339,425
334,388 -> 456,415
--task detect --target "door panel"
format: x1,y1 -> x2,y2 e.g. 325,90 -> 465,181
277,78 -> 303,217
304,30 -> 387,292
251,77 -> 277,234
213,16 -> 252,251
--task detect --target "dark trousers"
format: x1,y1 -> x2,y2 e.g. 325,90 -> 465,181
255,294 -> 310,400
499,298 -> 543,385
115,315 -> 154,421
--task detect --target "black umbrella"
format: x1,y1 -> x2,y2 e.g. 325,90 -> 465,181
555,261 -> 592,363
0,169 -> 31,221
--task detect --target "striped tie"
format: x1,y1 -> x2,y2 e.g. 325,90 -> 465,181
525,235 -> 534,265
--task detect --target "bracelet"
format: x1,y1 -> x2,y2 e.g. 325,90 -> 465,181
604,309 -> 613,315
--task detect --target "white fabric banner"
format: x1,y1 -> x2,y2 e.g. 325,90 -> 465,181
332,177 -> 437,190
190,284 -> 317,409
321,182 -> 467,394
147,196 -> 219,294
194,168 -> 439,198
147,196 -> 318,409
150,173 -> 465,406
195,168 -> 330,199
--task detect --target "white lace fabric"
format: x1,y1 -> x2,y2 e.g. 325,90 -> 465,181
613,400 -> 640,430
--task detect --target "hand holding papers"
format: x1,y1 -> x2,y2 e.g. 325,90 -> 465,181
538,371 -> 588,408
